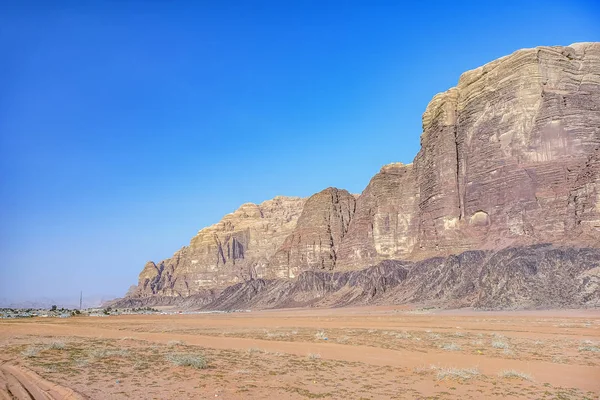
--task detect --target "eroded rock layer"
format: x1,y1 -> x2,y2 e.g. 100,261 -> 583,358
336,163 -> 419,269
411,42 -> 600,261
201,245 -> 600,310
268,188 -> 356,278
131,196 -> 306,299
120,43 -> 600,307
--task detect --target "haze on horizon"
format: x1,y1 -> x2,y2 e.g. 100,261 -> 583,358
1,0 -> 599,303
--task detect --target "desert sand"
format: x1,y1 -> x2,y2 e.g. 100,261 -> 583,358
1,306 -> 599,399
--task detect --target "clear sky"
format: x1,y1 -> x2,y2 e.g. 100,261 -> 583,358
1,0 -> 598,303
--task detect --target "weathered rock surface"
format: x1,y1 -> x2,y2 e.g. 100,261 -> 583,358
268,188 -> 356,278
116,43 -> 600,309
339,42 -> 600,269
129,196 -> 305,300
201,245 -> 600,311
336,162 -> 419,269
408,42 -> 600,262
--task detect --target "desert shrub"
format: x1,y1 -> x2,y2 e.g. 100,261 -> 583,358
166,353 -> 208,369
46,340 -> 66,350
440,343 -> 461,351
315,330 -> 327,340
492,340 -> 509,349
247,347 -> 263,354
432,366 -> 479,380
265,331 -> 289,338
396,331 -> 411,339
336,335 -> 350,343
89,348 -> 129,359
499,369 -> 532,380
579,345 -> 599,352
21,346 -> 40,358
579,340 -> 599,352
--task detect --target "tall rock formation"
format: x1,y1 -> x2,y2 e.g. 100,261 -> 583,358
119,43 -> 600,307
132,196 -> 305,299
338,42 -> 600,268
412,42 -> 600,258
336,163 -> 419,269
268,188 -> 356,278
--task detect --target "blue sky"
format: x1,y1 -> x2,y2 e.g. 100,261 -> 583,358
1,0 -> 598,303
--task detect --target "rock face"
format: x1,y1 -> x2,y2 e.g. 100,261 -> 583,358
268,188 -> 356,278
118,43 -> 600,309
410,42 -> 600,260
130,196 -> 305,300
336,163 -> 419,269
337,42 -> 600,269
201,245 -> 600,311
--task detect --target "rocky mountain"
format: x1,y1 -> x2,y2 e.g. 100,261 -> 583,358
268,188 -> 356,278
411,42 -> 600,258
201,245 -> 600,311
342,42 -> 600,267
336,162 -> 419,269
116,43 -> 600,310
132,196 -> 305,299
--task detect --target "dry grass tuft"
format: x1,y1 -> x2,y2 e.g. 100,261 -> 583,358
432,366 -> 480,381
336,335 -> 350,344
46,340 -> 66,350
90,348 -> 129,359
579,340 -> 599,352
21,346 -> 40,358
499,369 -> 533,381
265,331 -> 289,338
166,353 -> 208,369
396,331 -> 412,339
234,369 -> 251,374
315,330 -> 327,340
307,353 -> 321,360
492,340 -> 509,349
440,343 -> 461,351
247,347 -> 263,354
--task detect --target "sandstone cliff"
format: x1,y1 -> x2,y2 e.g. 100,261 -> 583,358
336,162 -> 419,269
338,42 -> 600,268
268,188 -> 356,278
131,196 -> 305,299
411,42 -> 600,259
118,43 -> 600,308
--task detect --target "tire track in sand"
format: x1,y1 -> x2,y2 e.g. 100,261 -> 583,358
0,363 -> 86,400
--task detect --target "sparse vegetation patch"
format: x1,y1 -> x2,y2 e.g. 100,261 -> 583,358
499,369 -> 533,381
431,366 -> 480,381
440,343 -> 461,351
166,353 -> 208,369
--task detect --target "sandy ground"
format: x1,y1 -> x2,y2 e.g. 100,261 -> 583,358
0,306 -> 599,399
